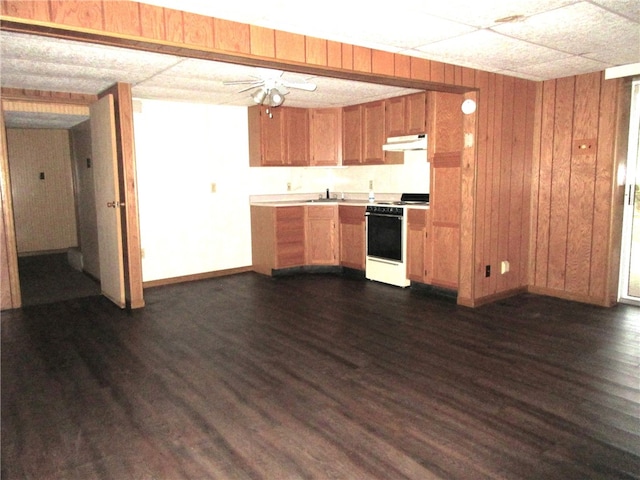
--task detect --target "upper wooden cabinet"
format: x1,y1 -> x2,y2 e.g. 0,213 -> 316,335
385,96 -> 406,138
284,107 -> 309,166
250,91 -> 427,167
248,105 -> 309,166
342,101 -> 386,165
309,108 -> 342,166
249,105 -> 283,166
341,104 -> 362,165
405,92 -> 427,135
362,100 -> 385,164
385,92 -> 427,138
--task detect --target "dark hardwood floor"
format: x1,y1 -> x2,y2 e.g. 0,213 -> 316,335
2,272 -> 639,479
18,253 -> 101,307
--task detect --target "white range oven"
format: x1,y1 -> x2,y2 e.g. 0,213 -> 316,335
365,204 -> 410,287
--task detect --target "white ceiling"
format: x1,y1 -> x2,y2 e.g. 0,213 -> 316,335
1,0 -> 639,128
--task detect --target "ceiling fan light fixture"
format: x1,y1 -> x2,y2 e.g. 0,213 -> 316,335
267,88 -> 284,107
252,88 -> 267,104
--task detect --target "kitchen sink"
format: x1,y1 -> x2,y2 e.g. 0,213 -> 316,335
306,198 -> 340,203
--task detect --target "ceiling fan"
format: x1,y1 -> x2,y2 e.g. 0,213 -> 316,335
223,67 -> 317,108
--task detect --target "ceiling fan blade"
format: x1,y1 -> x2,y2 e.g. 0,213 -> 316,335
237,84 -> 262,94
222,79 -> 264,86
281,81 -> 317,92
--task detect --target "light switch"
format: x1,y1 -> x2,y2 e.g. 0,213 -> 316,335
210,183 -> 217,193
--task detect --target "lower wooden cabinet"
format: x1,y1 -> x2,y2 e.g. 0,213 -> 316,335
407,208 -> 432,284
306,206 -> 339,265
251,204 -> 365,275
251,205 -> 305,275
338,205 -> 366,270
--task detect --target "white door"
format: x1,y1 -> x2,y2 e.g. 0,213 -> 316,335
90,94 -> 125,308
619,80 -> 640,306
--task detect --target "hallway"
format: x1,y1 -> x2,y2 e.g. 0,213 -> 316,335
18,253 -> 101,307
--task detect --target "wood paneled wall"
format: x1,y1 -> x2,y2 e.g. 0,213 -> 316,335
471,74 -> 537,304
0,1 -> 629,307
529,73 -> 627,306
6,129 -> 78,254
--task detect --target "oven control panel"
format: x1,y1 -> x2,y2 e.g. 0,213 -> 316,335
365,205 -> 404,216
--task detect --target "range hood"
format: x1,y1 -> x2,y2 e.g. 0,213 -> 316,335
382,133 -> 427,151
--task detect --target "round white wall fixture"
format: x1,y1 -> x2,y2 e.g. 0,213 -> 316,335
461,99 -> 477,114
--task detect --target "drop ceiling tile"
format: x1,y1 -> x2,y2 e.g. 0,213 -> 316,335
503,55 -> 609,80
492,2 -> 640,61
415,29 -> 572,73
1,32 -> 182,84
402,0 -> 577,28
271,9 -> 476,50
589,0 -> 640,21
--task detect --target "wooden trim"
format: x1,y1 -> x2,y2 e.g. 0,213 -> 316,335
457,286 -> 527,308
0,105 -> 21,309
1,87 -> 97,105
142,267 -> 253,288
98,83 -> 145,309
527,285 -> 615,307
2,99 -> 89,115
458,91 -> 478,303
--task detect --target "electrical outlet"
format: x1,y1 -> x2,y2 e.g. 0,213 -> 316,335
287,182 -> 292,191
369,180 -> 373,190
485,265 -> 491,277
210,182 -> 217,193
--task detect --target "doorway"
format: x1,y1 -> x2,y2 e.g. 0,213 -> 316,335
4,116 -> 101,306
619,80 -> 640,306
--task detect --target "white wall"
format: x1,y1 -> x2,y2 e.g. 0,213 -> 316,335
133,98 -> 430,282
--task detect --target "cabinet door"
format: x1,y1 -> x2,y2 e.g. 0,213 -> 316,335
407,209 -> 432,283
342,105 -> 362,165
362,100 -> 385,164
284,107 -> 309,166
407,209 -> 426,282
261,107 -> 285,166
275,206 -> 305,268
405,92 -> 427,135
306,206 -> 338,265
310,108 -> 341,166
339,205 -> 366,270
385,96 -> 406,138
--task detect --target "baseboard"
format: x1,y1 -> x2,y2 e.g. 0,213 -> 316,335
409,282 -> 458,303
527,285 -> 614,307
271,265 -> 343,276
457,287 -> 527,307
143,266 -> 253,288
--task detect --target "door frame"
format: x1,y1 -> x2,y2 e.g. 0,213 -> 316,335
0,84 -> 144,310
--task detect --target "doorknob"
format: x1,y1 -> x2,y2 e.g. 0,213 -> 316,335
107,201 -> 125,208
